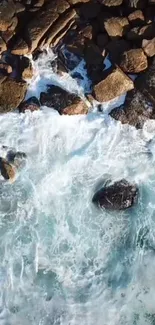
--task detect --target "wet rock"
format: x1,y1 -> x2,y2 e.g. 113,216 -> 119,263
79,2 -> 101,19
67,0 -> 89,3
98,0 -> 123,5
142,38 -> 155,57
125,0 -> 147,8
0,37 -> 7,54
84,41 -> 104,65
110,89 -> 155,128
96,33 -> 109,50
92,179 -> 138,210
136,57 -> 155,103
127,24 -> 155,42
21,58 -> 33,79
15,2 -> 25,13
6,151 -> 27,169
119,49 -> 148,73
40,85 -> 88,115
104,17 -> 129,38
0,0 -> 15,31
0,62 -> 12,74
0,158 -> 15,182
106,39 -> 130,64
11,38 -> 29,56
0,77 -> 27,113
93,67 -> 134,102
66,25 -> 93,57
19,97 -> 40,113
128,10 -> 145,27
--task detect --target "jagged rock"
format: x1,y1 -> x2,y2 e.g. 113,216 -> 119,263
0,0 -> 15,31
0,158 -> 15,182
106,39 -> 130,63
104,17 -> 129,38
142,38 -> 155,57
67,25 -> 93,57
0,77 -> 27,113
128,10 -> 145,27
127,24 -> 155,41
125,0 -> 147,8
119,49 -> 148,73
98,0 -> 123,5
92,179 -> 138,210
93,67 -> 134,102
19,97 -> 40,113
40,85 -> 88,115
6,151 -> 27,168
110,89 -> 155,128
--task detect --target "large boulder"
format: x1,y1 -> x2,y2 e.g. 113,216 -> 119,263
119,49 -> 148,73
0,77 -> 27,113
0,158 -> 15,182
40,86 -> 89,115
0,0 -> 15,32
92,179 -> 138,210
93,67 -> 134,102
110,90 -> 155,128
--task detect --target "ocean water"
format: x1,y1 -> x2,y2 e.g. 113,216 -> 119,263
0,49 -> 155,324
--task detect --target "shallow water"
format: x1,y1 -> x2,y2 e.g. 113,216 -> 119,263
0,50 -> 155,325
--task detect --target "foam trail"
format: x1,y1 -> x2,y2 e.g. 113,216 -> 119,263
0,50 -> 155,325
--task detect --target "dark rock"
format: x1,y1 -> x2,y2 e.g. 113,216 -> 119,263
128,10 -> 145,27
106,39 -> 130,63
96,33 -> 109,50
98,0 -> 123,5
119,48 -> 148,73
0,62 -> 12,74
93,67 -> 134,102
19,97 -> 40,113
125,0 -> 147,8
0,0 -> 15,31
0,77 -> 27,113
110,89 -> 155,128
0,157 -> 15,182
142,38 -> 155,57
40,85 -> 88,115
79,2 -> 101,19
66,25 -> 93,57
0,37 -> 7,54
84,41 -> 104,65
92,179 -> 138,210
127,24 -> 155,42
136,57 -> 155,104
6,151 -> 27,168
104,17 -> 129,38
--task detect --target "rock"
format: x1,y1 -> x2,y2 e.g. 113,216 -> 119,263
0,0 -> 15,31
34,0 -> 44,7
96,33 -> 109,50
125,0 -> 147,8
110,89 -> 155,128
67,0 -> 89,3
0,158 -> 15,182
66,25 -> 93,57
93,67 -> 134,102
6,151 -> 27,168
119,49 -> 148,73
8,16 -> 18,32
0,37 -> 7,54
79,2 -> 101,19
106,39 -> 130,64
127,24 -> 155,41
0,62 -> 12,74
84,41 -> 104,65
128,10 -> 145,27
0,77 -> 27,113
98,0 -> 123,5
11,38 -> 29,56
92,179 -> 138,210
104,17 -> 129,38
142,38 -> 155,57
15,2 -> 25,13
19,97 -> 40,113
21,58 -> 33,79
40,85 -> 88,115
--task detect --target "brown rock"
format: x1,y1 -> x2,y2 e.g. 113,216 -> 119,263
135,56 -> 155,103
8,16 -> 18,32
119,48 -> 148,73
66,25 -> 93,57
2,30 -> 15,43
15,2 -> 25,13
98,0 -> 123,5
93,67 -> 134,102
106,39 -> 130,64
19,97 -> 40,113
11,38 -> 29,55
67,0 -> 89,3
0,158 -> 15,182
104,17 -> 129,38
142,38 -> 155,57
40,85 -> 88,115
128,10 -> 145,27
0,78 -> 27,113
34,0 -> 44,7
0,62 -> 12,74
22,61 -> 33,79
0,0 -> 15,31
0,37 -> 7,54
110,89 -> 155,128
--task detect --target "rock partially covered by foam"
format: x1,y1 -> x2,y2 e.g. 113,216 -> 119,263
0,157 -> 15,182
92,179 -> 138,210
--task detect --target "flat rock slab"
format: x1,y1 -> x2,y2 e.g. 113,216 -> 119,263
110,89 -> 155,128
119,48 -> 148,73
92,179 -> 138,210
40,85 -> 88,115
0,78 -> 27,113
93,67 -> 134,102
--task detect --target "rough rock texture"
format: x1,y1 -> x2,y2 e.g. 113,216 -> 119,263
106,39 -> 130,63
0,78 -> 27,113
93,67 -> 134,102
92,179 -> 138,210
0,0 -> 15,32
128,10 -> 145,27
98,0 -> 123,5
6,151 -> 27,169
104,17 -> 129,38
125,0 -> 147,8
136,57 -> 155,103
0,158 -> 15,182
142,38 -> 155,57
19,97 -> 40,113
127,24 -> 155,41
40,85 -> 88,115
119,49 -> 148,73
110,90 -> 155,128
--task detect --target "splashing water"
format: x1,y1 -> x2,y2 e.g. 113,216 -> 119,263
0,50 -> 155,325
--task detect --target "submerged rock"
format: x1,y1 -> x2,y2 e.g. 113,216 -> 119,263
92,179 -> 138,210
0,157 -> 15,182
19,97 -> 40,113
7,151 -> 27,169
